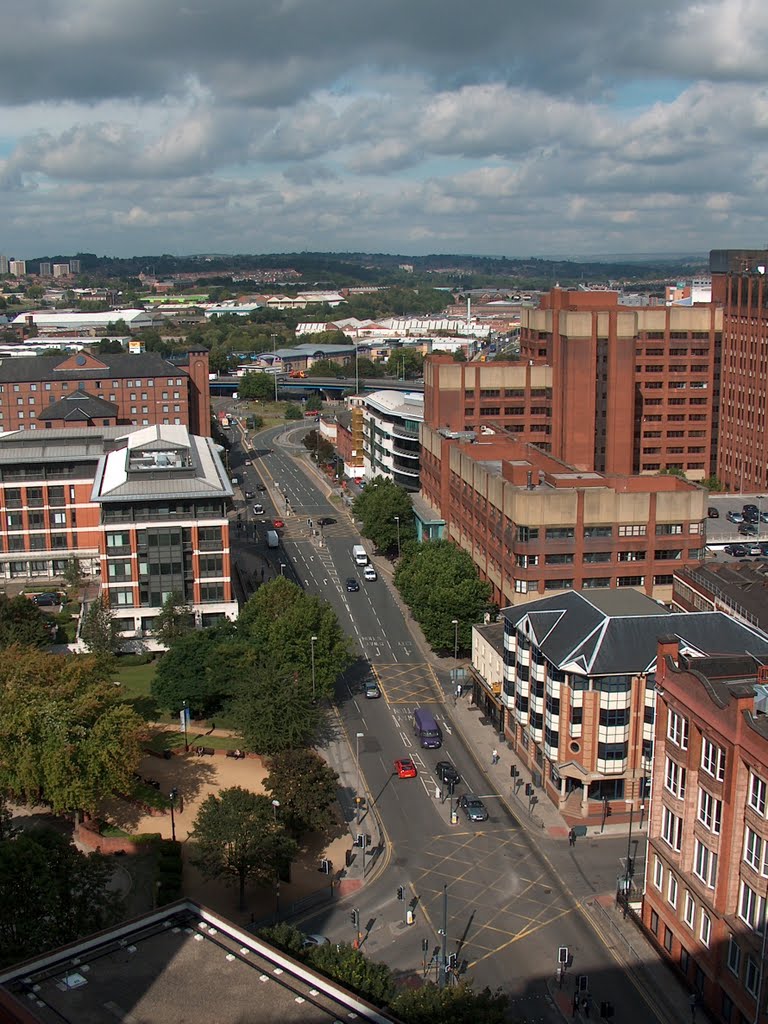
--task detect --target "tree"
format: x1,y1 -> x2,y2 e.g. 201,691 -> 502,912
62,556 -> 85,591
153,591 -> 194,647
284,403 -> 303,420
394,540 -> 492,653
356,356 -> 386,378
702,475 -> 723,492
391,981 -> 508,1024
302,429 -> 334,463
257,921 -> 306,957
0,646 -> 145,814
239,371 -> 276,402
305,394 -> 324,413
80,594 -> 121,656
0,827 -> 124,968
0,594 -> 51,649
306,943 -> 395,1006
151,625 -> 238,718
387,348 -> 423,379
230,655 -> 322,754
264,749 -> 339,835
306,358 -> 347,378
191,787 -> 297,910
352,477 -> 415,554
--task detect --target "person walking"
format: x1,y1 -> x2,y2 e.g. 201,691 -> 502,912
569,828 -> 576,847
491,748 -> 499,766
572,991 -> 579,1018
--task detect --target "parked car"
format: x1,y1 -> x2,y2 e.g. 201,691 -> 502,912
739,523 -> 759,536
707,506 -> 720,518
364,681 -> 381,699
727,510 -> 745,523
743,504 -> 760,523
317,517 -> 335,526
32,593 -> 60,607
302,934 -> 331,948
760,542 -> 768,556
749,544 -> 763,556
458,794 -> 489,822
435,761 -> 461,785
256,483 -> 267,492
725,544 -> 749,556
394,757 -> 417,779
345,578 -> 360,592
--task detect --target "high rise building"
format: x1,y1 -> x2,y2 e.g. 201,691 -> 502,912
37,262 -> 51,277
52,262 -> 71,278
0,255 -> 8,275
9,259 -> 26,277
69,258 -> 81,274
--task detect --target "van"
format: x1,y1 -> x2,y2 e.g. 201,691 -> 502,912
352,543 -> 368,567
414,708 -> 442,749
266,530 -> 279,549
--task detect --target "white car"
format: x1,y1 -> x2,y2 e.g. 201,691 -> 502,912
363,565 -> 377,581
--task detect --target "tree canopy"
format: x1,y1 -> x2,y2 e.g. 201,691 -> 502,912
80,594 -> 121,657
387,347 -> 424,379
191,787 -> 297,910
390,981 -> 509,1024
0,595 -> 51,649
153,591 -> 194,648
394,540 -> 492,653
0,647 -> 145,814
151,624 -> 241,717
264,749 -> 339,836
352,477 -> 415,554
238,371 -> 276,402
230,655 -> 322,755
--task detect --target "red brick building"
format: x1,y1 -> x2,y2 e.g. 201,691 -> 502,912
644,639 -> 768,1024
0,348 -> 211,436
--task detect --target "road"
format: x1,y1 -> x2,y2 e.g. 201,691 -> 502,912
226,420 -> 671,1024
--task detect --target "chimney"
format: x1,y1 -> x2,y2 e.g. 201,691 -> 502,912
657,635 -> 680,668
527,471 -> 533,490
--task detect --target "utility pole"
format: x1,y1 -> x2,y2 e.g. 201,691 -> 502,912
272,334 -> 278,403
439,883 -> 448,988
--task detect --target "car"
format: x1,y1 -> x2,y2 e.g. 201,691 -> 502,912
458,794 -> 489,822
743,505 -> 760,523
435,761 -> 461,785
272,519 -> 284,529
302,934 -> 331,948
363,565 -> 378,581
32,593 -> 60,607
257,483 -> 267,492
317,517 -> 335,527
252,503 -> 264,515
244,490 -> 255,500
749,544 -> 763,556
345,577 -> 360,592
707,506 -> 719,518
725,543 -> 749,556
760,542 -> 768,556
727,510 -> 745,523
364,682 -> 381,699
761,512 -> 768,524
394,757 -> 417,779
739,523 -> 759,536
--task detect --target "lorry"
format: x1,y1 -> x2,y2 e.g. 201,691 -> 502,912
352,544 -> 368,567
266,530 -> 279,549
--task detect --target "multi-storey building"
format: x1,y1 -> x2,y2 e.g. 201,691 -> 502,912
673,560 -> 768,635
479,592 -> 768,823
334,407 -> 365,481
8,260 -> 26,277
644,639 -> 768,1023
362,390 -> 423,492
0,424 -> 236,636
0,348 -> 211,436
419,426 -> 707,607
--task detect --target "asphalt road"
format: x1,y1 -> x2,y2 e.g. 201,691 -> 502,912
226,419 -> 671,1024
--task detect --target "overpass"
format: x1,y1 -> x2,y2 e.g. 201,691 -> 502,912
209,375 -> 424,397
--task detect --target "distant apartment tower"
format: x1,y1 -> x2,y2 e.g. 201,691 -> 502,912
53,263 -> 71,278
69,259 -> 81,274
37,262 -> 51,277
0,255 -> 8,275
9,260 -> 26,277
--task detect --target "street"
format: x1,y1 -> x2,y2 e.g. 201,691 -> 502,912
226,418 -> 677,1024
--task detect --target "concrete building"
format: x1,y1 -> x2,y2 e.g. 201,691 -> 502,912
0,255 -> 8,275
8,260 -> 26,277
11,308 -> 167,333
419,426 -> 707,607
37,262 -> 51,277
672,560 -> 768,634
362,390 -> 423,491
53,262 -> 72,277
643,639 -> 768,1024
0,348 -> 211,437
478,591 -> 768,824
335,407 -> 365,481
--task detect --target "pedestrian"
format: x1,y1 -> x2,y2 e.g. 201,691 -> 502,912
572,991 -> 579,1018
582,996 -> 590,1018
457,683 -> 463,698
569,828 -> 576,847
491,748 -> 499,765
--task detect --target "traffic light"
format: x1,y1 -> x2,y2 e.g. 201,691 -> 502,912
396,886 -> 405,901
525,782 -> 533,796
319,858 -> 331,874
355,833 -> 365,847
351,908 -> 360,928
447,953 -> 457,970
447,779 -> 456,795
345,849 -> 353,867
577,974 -> 589,992
510,765 -> 518,778
364,834 -> 372,847
605,803 -> 612,817
558,945 -> 568,964
600,1002 -> 614,1019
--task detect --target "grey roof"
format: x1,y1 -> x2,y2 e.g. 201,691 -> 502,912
474,620 -> 505,654
0,352 -> 187,383
0,426 -> 136,465
675,561 -> 768,633
39,388 -> 119,421
503,589 -> 768,676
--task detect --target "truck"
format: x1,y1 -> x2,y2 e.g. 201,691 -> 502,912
352,543 -> 368,567
266,530 -> 279,549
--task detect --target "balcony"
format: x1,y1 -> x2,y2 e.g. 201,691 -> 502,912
392,422 -> 420,441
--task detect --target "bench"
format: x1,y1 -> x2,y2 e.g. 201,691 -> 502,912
195,746 -> 216,757
226,749 -> 245,759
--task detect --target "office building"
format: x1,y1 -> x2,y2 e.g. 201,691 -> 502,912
362,389 -> 423,491
69,258 -> 81,274
643,638 -> 768,1023
673,560 -> 768,635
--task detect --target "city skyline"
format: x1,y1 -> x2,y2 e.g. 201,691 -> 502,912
1,1 -> 768,259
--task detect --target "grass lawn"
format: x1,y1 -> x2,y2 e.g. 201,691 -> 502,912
112,660 -> 164,721
145,730 -> 241,753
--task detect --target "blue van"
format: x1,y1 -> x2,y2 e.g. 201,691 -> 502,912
414,708 -> 442,749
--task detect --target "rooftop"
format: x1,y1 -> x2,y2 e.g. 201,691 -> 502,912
0,351 -> 187,384
364,390 -> 424,419
675,560 -> 768,632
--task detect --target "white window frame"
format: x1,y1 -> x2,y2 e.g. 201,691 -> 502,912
701,737 -> 726,781
664,757 -> 686,799
739,881 -> 767,933
697,788 -> 722,834
653,856 -> 663,890
727,934 -> 741,976
749,773 -> 767,816
667,874 -> 678,909
662,806 -> 683,852
700,911 -> 711,947
693,839 -> 717,889
683,891 -> 695,928
746,954 -> 761,998
744,826 -> 764,873
667,709 -> 689,749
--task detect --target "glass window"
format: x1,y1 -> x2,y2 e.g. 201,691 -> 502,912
701,737 -> 726,781
662,807 -> 683,851
667,874 -> 678,909
749,773 -> 767,815
727,935 -> 741,976
699,913 -> 711,948
664,758 -> 686,799
739,880 -> 766,932
745,955 -> 761,998
667,709 -> 689,749
693,839 -> 717,888
683,891 -> 695,928
697,788 -> 722,834
653,856 -> 663,889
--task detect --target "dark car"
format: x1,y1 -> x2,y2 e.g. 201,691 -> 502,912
761,542 -> 768,556
435,761 -> 461,785
256,483 -> 267,492
725,543 -> 749,556
743,504 -> 760,523
317,517 -> 336,527
345,578 -> 360,592
244,490 -> 255,500
707,506 -> 719,518
458,794 -> 489,822
32,593 -> 60,607
739,523 -> 759,536
727,510 -> 745,523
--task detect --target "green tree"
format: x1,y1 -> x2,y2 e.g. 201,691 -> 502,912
306,943 -> 395,1006
257,921 -> 306,957
305,394 -> 324,413
284,403 -> 303,420
352,477 -> 415,554
306,358 -> 347,378
153,591 -> 194,647
151,625 -> 237,718
391,980 -> 508,1024
191,787 -> 297,910
62,556 -> 85,591
387,348 -> 423,379
0,646 -> 145,814
0,594 -> 51,649
702,475 -> 723,492
230,655 -> 322,754
264,749 -> 339,835
0,827 -> 124,968
302,429 -> 334,463
356,356 -> 386,378
394,540 -> 492,653
239,371 -> 276,402
80,594 -> 121,656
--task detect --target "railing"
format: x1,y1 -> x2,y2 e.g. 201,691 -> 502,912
676,566 -> 760,626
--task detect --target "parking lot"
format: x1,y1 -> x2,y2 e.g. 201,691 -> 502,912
704,494 -> 768,547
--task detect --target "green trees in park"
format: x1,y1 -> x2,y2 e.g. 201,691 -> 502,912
0,647 -> 145,815
80,594 -> 122,656
0,825 -> 124,968
151,624 -> 242,718
395,540 -> 493,654
387,347 -> 424,379
355,356 -> 386,378
191,787 -> 297,910
352,477 -> 415,554
302,429 -> 335,464
284,403 -> 303,420
152,591 -> 194,647
264,749 -> 339,835
238,371 -> 277,402
306,358 -> 347,378
230,655 -> 322,754
0,594 -> 52,649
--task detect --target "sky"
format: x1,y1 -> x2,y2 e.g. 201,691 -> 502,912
2,0 -> 768,261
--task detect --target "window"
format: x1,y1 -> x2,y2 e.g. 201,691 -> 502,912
699,912 -> 711,947
701,737 -> 726,781
545,527 -> 574,540
745,955 -> 761,998
667,709 -> 689,749
664,758 -> 686,799
516,526 -> 539,542
744,825 -> 767,873
618,524 -> 646,537
584,526 -> 612,538
739,880 -> 766,932
683,891 -> 695,928
663,926 -> 673,953
727,935 -> 741,976
598,741 -> 627,761
656,523 -> 683,535
662,807 -> 683,851
667,874 -> 678,909
653,856 -> 663,890
600,707 -> 630,728
617,576 -> 644,587
544,579 -> 573,591
693,840 -> 717,888
697,788 -> 722,833
749,773 -> 767,815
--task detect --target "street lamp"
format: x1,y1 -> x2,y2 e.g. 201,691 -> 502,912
169,787 -> 178,843
355,732 -> 364,824
271,798 -> 280,823
181,699 -> 189,752
279,563 -> 287,577
452,619 -> 459,662
394,516 -> 401,559
310,634 -> 318,702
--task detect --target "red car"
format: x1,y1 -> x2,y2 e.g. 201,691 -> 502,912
273,519 -> 285,529
394,758 -> 417,779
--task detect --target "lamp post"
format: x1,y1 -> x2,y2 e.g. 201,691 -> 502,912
394,516 -> 401,559
181,699 -> 189,752
355,732 -> 364,824
279,563 -> 287,577
310,634 -> 318,702
452,619 -> 459,662
271,798 -> 280,823
169,787 -> 178,842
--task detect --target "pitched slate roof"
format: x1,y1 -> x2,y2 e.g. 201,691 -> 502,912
0,352 -> 185,384
502,590 -> 768,676
38,388 -> 119,422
